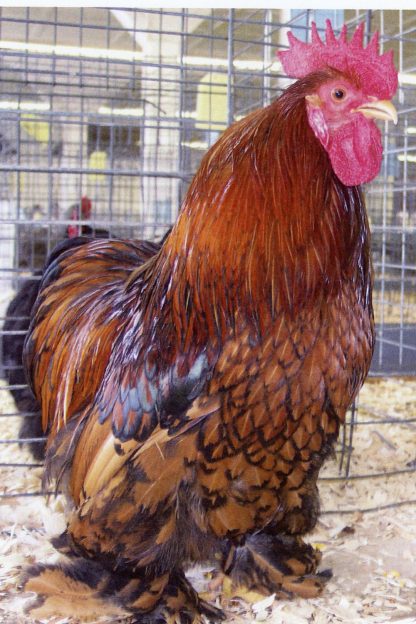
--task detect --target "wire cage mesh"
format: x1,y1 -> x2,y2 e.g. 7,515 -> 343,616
0,8 -> 415,511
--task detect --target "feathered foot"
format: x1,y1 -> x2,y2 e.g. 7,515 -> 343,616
22,559 -> 128,620
22,559 -> 224,624
223,533 -> 331,599
131,569 -> 225,624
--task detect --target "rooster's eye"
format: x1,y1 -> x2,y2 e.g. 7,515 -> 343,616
332,88 -> 346,101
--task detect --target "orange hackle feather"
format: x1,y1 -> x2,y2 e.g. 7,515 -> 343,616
146,69 -> 371,354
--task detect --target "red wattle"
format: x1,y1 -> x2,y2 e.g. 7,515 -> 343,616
327,117 -> 383,186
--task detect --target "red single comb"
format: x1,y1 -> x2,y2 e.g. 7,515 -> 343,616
278,19 -> 398,100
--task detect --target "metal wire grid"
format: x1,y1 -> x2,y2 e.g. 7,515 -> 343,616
0,8 -> 415,505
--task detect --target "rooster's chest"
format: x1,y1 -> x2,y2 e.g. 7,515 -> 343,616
195,293 -> 373,536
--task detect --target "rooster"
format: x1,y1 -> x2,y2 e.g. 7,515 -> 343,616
23,21 -> 398,624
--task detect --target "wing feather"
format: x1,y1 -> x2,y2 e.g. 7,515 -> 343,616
24,238 -> 161,437
24,234 -> 219,468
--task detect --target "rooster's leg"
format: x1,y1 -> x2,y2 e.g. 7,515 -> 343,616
134,568 -> 225,624
23,558 -> 225,624
276,477 -> 321,535
25,476 -> 226,623
222,533 -> 331,599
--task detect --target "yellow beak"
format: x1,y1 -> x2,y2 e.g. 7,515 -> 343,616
354,100 -> 398,125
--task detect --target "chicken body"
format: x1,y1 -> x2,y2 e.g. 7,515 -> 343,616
24,69 -> 383,623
